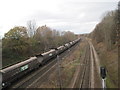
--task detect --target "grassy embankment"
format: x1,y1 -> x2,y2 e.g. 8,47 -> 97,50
92,41 -> 118,88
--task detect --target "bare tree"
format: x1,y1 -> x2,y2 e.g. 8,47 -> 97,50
27,20 -> 36,37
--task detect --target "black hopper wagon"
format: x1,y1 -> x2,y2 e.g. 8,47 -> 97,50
35,49 -> 57,65
0,57 -> 40,88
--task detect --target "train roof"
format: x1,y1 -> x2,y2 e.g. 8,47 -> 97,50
41,49 -> 55,56
36,49 -> 56,57
1,57 -> 37,73
57,46 -> 64,49
65,43 -> 70,45
70,42 -> 73,44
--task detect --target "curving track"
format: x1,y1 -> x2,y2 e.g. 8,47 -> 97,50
70,39 -> 102,89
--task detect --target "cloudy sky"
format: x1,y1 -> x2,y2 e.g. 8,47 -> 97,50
0,0 -> 119,37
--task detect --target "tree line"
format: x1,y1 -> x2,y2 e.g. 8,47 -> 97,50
89,3 -> 119,87
2,25 -> 77,68
89,9 -> 118,50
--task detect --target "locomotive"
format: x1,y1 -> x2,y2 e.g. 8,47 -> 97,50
0,38 -> 81,88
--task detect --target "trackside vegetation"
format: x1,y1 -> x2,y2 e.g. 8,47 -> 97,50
2,25 -> 77,68
89,8 -> 119,88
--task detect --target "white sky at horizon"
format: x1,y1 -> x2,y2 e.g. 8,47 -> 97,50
0,0 -> 119,37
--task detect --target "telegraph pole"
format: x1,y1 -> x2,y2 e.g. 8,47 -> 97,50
118,1 -> 120,89
57,54 -> 62,90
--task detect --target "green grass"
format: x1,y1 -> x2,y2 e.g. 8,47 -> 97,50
95,43 -> 118,88
106,74 -> 117,88
63,65 -> 76,87
100,60 -> 117,88
61,46 -> 83,88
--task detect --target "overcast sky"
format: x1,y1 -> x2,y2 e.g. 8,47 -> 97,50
0,0 -> 119,37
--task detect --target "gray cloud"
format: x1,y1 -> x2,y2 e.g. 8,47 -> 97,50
28,2 -> 117,34
0,0 -> 118,37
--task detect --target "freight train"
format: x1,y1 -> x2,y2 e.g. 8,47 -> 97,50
0,38 -> 81,88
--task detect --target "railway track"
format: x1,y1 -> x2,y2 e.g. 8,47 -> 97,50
70,41 -> 90,88
6,40 -> 80,89
90,41 -> 102,88
9,60 -> 57,89
71,39 -> 102,88
79,43 -> 91,88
